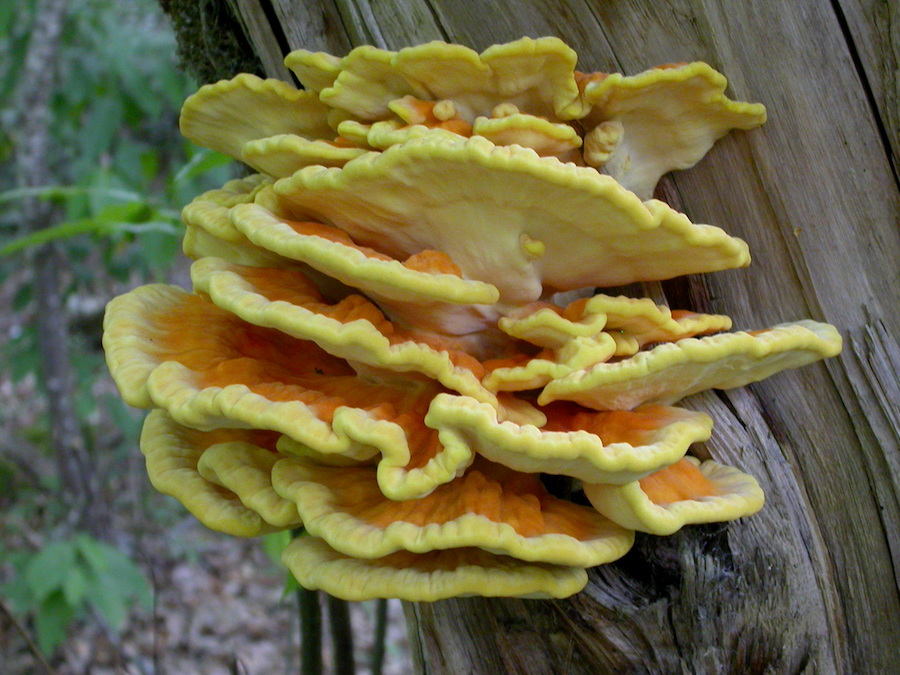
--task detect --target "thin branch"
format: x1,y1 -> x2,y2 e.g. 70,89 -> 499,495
0,597 -> 55,675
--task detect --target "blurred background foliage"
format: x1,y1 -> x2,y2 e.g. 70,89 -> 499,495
0,0 -> 238,665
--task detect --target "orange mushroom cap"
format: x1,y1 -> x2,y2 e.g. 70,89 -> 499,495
583,456 -> 765,535
272,456 -> 634,566
282,537 -> 589,601
140,410 -> 300,536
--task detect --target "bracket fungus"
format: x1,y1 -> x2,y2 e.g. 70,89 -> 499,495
104,37 -> 842,601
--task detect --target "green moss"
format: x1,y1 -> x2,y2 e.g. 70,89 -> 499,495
158,0 -> 264,84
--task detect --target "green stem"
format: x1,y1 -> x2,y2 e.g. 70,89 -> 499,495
370,599 -> 388,675
327,594 -> 356,675
292,527 -> 322,675
298,587 -> 322,675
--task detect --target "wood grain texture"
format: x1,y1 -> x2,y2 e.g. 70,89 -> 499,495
837,0 -> 900,173
184,0 -> 900,671
226,0 -> 294,80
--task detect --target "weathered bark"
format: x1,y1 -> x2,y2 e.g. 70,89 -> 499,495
167,1 -> 900,672
13,0 -> 100,530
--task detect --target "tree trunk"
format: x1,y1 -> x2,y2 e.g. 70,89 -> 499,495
169,1 -> 899,672
14,0 -> 100,530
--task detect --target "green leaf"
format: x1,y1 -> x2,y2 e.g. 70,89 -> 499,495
79,95 -> 124,163
80,539 -> 152,630
282,573 -> 300,598
119,63 -> 163,119
266,530 -> 303,598
86,169 -> 131,214
35,590 -> 78,655
140,149 -> 160,182
115,219 -> 181,235
156,65 -> 193,105
106,550 -> 152,610
62,565 -> 89,606
263,530 -> 292,565
0,200 -> 159,257
3,550 -> 34,575
74,534 -> 111,575
113,140 -> 146,187
25,540 -> 77,602
171,148 -> 234,186
89,582 -> 128,630
136,228 -> 181,273
93,200 -> 150,223
1,575 -> 37,614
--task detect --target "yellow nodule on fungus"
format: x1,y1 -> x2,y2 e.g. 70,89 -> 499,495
579,62 -> 767,197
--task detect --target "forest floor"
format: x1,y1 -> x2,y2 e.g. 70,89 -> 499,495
3,515 -> 412,674
73,530 -> 410,674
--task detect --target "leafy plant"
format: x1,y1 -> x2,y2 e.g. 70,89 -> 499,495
2,534 -> 152,655
0,0 -> 235,272
0,146 -> 232,261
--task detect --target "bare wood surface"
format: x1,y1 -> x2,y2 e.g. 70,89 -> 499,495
174,0 -> 900,671
226,0 -> 294,81
836,0 -> 899,172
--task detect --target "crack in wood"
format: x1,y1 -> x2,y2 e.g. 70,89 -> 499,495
830,0 -> 900,185
420,0 -> 452,42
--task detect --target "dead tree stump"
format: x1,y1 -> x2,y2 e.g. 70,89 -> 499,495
167,1 -> 899,671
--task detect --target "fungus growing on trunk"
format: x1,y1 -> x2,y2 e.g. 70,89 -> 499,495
104,37 -> 841,600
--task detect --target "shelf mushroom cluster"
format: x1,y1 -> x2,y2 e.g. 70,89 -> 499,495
104,38 -> 842,601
